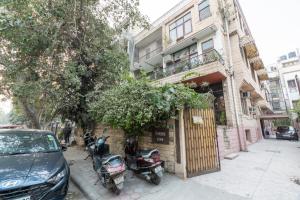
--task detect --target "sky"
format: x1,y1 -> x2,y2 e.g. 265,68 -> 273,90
139,0 -> 300,65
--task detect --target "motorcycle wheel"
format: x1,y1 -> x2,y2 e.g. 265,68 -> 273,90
150,173 -> 161,185
112,185 -> 121,195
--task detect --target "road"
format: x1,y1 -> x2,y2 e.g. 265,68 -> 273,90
66,180 -> 87,200
65,139 -> 300,200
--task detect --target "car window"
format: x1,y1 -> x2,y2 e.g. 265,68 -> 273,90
0,132 -> 60,155
277,126 -> 289,132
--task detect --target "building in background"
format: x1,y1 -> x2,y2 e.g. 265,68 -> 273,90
267,49 -> 300,113
128,0 -> 272,168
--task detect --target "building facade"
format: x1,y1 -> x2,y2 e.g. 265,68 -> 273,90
128,0 -> 271,169
267,50 -> 300,113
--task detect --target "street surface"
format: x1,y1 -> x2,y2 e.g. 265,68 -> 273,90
66,180 -> 87,200
64,139 -> 300,200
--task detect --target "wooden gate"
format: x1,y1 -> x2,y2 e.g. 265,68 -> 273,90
184,108 -> 220,177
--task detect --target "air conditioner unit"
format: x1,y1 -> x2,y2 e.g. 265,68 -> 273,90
242,92 -> 251,98
249,107 -> 256,113
164,55 -> 173,64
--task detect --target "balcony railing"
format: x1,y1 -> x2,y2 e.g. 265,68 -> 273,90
148,49 -> 223,80
136,46 -> 163,63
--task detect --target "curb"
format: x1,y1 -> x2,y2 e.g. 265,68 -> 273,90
69,168 -> 95,200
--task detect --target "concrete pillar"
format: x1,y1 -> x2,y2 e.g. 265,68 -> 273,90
175,110 -> 187,179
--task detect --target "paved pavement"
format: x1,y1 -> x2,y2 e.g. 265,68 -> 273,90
64,139 -> 300,200
66,181 -> 87,200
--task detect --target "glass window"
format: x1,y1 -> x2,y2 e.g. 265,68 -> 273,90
199,0 -> 211,21
169,23 -> 176,30
169,12 -> 192,42
199,0 -> 209,10
240,92 -> 248,115
190,44 -> 198,54
184,13 -> 191,21
201,39 -> 214,52
177,25 -> 184,39
176,18 -> 184,26
288,80 -> 297,92
280,55 -> 287,61
272,101 -> 281,110
0,132 -> 60,155
288,51 -> 297,58
169,29 -> 177,43
184,21 -> 192,34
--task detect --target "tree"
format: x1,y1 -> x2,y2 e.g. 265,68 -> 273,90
0,0 -> 148,130
89,77 -> 214,136
0,108 -> 9,125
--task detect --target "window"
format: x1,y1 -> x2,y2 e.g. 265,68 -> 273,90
172,44 -> 198,63
240,92 -> 248,115
251,67 -> 256,82
201,39 -> 214,52
272,101 -> 281,110
279,55 -> 287,61
199,0 -> 211,21
245,130 -> 251,142
270,66 -> 277,71
287,80 -> 297,92
288,51 -> 297,59
169,12 -> 192,43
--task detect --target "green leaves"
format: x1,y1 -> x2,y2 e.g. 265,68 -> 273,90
89,78 -> 214,136
0,0 -> 148,129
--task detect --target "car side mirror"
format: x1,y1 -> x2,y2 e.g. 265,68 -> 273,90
61,144 -> 68,151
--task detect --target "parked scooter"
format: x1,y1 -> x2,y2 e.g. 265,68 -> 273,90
124,137 -> 164,185
82,131 -> 96,160
93,136 -> 126,195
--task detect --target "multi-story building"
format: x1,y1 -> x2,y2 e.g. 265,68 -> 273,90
129,0 -> 271,160
267,64 -> 288,114
267,50 -> 300,113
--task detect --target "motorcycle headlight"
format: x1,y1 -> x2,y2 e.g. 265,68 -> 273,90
48,169 -> 66,184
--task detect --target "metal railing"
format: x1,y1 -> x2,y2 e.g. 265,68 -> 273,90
148,49 -> 223,80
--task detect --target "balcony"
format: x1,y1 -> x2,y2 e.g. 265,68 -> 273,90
240,35 -> 258,59
257,68 -> 269,81
148,49 -> 224,82
136,46 -> 163,64
249,56 -> 264,70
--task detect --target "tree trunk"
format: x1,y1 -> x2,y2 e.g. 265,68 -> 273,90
19,98 -> 41,129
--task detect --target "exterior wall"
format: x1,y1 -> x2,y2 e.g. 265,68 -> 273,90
137,40 -> 162,62
93,122 -> 177,174
280,64 -> 300,109
130,0 -> 266,165
267,50 -> 300,111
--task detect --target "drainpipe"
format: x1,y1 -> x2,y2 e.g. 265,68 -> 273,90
223,6 -> 247,151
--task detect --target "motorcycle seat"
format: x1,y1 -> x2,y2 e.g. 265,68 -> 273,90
101,154 -> 122,165
137,149 -> 158,158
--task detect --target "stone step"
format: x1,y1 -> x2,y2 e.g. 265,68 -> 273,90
224,153 -> 239,160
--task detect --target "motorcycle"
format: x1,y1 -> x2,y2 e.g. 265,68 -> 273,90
82,131 -> 96,160
93,136 -> 126,195
124,137 -> 164,185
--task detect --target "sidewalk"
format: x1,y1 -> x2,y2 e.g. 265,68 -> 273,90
64,147 -> 248,200
64,139 -> 300,200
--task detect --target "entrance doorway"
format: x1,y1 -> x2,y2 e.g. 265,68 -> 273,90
183,108 -> 220,177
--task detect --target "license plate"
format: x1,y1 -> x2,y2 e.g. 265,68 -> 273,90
154,166 -> 162,173
14,196 -> 31,200
113,176 -> 124,185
